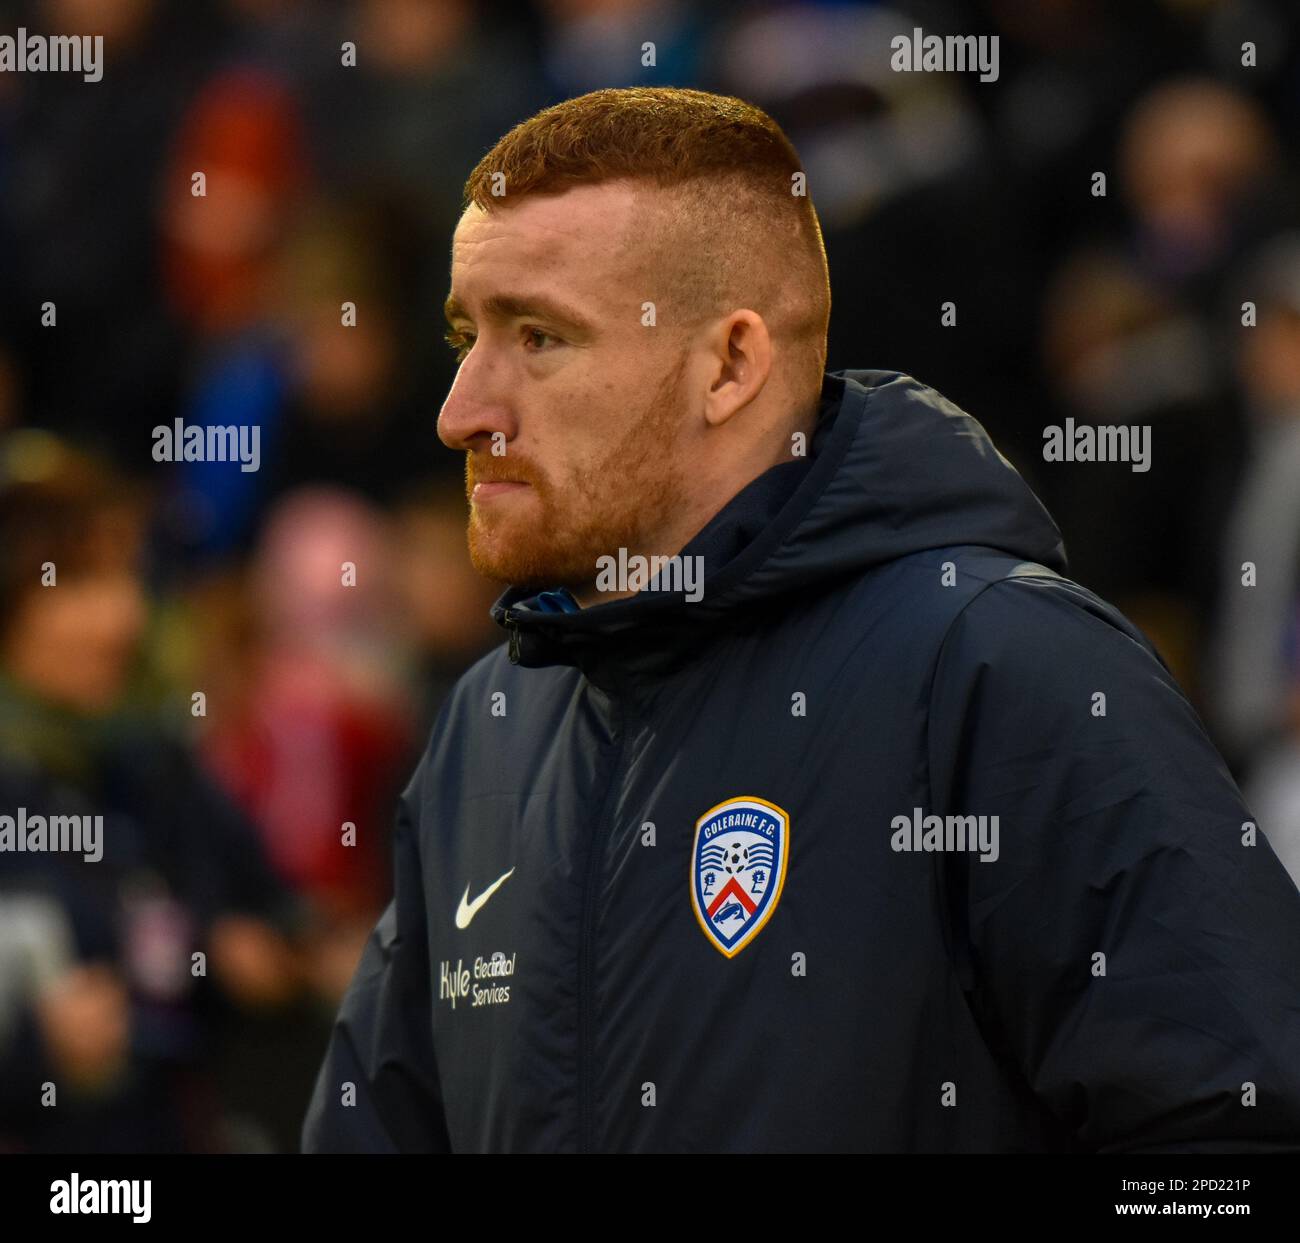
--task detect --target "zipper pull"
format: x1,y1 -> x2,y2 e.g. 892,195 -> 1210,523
505,611 -> 522,664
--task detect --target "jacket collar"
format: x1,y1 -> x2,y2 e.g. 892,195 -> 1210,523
487,368 -> 1066,694
490,372 -> 855,691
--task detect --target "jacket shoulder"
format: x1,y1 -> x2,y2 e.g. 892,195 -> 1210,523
835,545 -> 1084,643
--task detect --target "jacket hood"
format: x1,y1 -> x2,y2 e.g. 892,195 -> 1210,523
492,369 -> 1066,683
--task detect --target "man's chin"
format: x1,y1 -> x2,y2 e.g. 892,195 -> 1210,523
467,519 -> 584,591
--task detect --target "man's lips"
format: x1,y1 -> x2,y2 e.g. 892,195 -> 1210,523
471,480 -> 530,502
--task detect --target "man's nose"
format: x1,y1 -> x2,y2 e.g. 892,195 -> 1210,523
437,355 -> 517,451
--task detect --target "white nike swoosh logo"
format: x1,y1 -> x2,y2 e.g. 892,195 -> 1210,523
455,868 -> 515,929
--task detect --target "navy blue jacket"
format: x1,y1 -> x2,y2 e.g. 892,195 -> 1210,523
303,370 -> 1300,1153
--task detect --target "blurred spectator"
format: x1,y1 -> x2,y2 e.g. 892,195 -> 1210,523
1212,235 -> 1300,787
711,2 -> 1041,452
536,0 -> 712,94
1118,79 -> 1283,295
198,486 -> 414,926
261,200 -> 437,505
0,0 -> 216,462
304,0 -> 547,421
0,433 -> 305,1152
1035,245 -> 1227,689
391,484 -> 502,737
160,65 -> 310,337
160,196 -> 424,560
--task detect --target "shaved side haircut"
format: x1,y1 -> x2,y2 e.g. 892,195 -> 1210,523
462,87 -> 832,402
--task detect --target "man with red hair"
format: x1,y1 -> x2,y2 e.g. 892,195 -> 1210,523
305,87 -> 1300,1154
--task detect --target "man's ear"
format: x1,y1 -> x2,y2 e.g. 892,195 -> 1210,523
702,310 -> 772,428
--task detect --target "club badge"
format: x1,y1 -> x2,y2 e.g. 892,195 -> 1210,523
690,796 -> 789,958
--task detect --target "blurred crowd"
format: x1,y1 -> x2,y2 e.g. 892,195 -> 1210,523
0,0 -> 1299,1151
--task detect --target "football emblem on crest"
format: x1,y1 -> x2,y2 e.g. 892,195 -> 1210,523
690,796 -> 789,957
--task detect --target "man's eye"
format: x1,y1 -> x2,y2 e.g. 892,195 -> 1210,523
444,327 -> 559,360
444,328 -> 474,361
523,326 -> 559,352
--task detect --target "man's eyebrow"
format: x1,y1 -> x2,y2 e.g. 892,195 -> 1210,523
443,292 -> 597,336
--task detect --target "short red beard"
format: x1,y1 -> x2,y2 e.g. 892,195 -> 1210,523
462,358 -> 689,592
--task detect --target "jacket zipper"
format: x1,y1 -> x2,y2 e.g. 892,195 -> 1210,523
577,692 -> 625,1153
507,600 -> 622,1149
504,610 -> 522,663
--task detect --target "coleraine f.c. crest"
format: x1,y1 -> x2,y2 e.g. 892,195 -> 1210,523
690,796 -> 789,957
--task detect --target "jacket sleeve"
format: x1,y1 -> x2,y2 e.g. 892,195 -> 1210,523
928,574 -> 1300,1153
301,778 -> 451,1153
